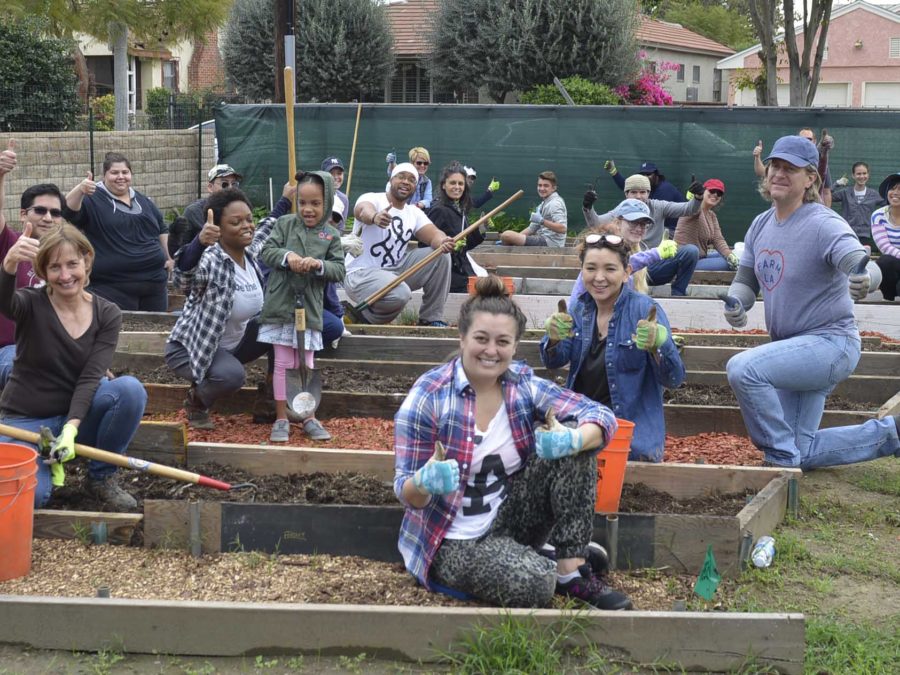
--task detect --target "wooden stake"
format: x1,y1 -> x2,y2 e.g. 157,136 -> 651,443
345,102 -> 363,200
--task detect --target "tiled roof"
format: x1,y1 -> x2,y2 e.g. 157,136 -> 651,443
385,0 -> 439,56
636,15 -> 734,56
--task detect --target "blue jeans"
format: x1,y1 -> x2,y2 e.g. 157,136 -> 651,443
0,344 -> 15,389
695,251 -> 732,272
0,376 -> 147,507
726,334 -> 899,469
320,309 -> 344,348
646,244 -> 699,296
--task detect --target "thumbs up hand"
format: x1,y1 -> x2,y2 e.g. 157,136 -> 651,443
3,221 -> 40,274
0,139 -> 17,175
752,140 -> 763,158
79,171 -> 97,196
199,208 -> 221,246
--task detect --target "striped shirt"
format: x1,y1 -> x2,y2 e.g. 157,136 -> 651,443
393,358 -> 617,588
870,206 -> 900,259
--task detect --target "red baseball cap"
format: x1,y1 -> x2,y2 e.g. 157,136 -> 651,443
704,178 -> 725,193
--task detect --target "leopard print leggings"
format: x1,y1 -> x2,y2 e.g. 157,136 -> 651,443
430,450 -> 596,607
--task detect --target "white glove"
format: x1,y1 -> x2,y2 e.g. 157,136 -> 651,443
341,234 -> 363,257
834,176 -> 849,188
722,295 -> 747,328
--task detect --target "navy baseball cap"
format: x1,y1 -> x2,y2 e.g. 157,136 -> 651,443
321,156 -> 345,172
878,172 -> 900,200
764,136 -> 819,168
639,162 -> 658,174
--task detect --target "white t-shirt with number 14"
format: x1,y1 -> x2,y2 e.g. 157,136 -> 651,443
347,192 -> 432,273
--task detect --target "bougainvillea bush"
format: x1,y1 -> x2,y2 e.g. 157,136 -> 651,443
615,51 -> 677,106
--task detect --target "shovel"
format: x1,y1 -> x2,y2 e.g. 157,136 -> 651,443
286,291 -> 323,419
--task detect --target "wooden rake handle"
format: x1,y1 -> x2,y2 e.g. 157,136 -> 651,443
356,190 -> 524,311
285,67 -> 297,213
0,422 -> 231,491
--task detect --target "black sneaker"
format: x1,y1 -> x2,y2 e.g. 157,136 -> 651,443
556,563 -> 633,611
539,542 -> 610,575
184,386 -> 214,430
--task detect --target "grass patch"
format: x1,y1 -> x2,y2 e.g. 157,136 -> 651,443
841,458 -> 900,497
806,616 -> 900,674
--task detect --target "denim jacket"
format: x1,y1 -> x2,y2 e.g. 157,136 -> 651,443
540,285 -> 685,461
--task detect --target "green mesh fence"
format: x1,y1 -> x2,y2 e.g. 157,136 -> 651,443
215,104 -> 900,243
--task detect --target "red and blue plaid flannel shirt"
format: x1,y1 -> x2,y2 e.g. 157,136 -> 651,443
393,357 -> 617,589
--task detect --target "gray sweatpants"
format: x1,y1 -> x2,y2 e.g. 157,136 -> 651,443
344,247 -> 450,324
430,450 -> 597,608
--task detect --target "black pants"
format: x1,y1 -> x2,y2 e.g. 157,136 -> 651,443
876,255 -> 900,301
90,279 -> 168,311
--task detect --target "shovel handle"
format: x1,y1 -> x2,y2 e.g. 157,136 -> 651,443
0,422 -> 231,491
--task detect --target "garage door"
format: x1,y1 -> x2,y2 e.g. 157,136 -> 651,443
776,82 -> 850,107
863,82 -> 900,107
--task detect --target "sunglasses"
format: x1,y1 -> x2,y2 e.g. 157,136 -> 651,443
624,219 -> 651,229
27,206 -> 63,218
414,160 -> 430,167
218,180 -> 240,189
707,190 -> 724,197
585,233 -> 625,247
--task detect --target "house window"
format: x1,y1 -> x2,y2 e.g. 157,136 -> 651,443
822,41 -> 829,61
163,61 -> 178,91
676,64 -> 685,82
692,65 -> 701,83
891,37 -> 900,58
389,60 -> 432,103
713,69 -> 722,102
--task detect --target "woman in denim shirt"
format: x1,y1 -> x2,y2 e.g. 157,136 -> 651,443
540,234 -> 685,461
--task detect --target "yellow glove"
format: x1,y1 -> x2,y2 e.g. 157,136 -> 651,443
488,178 -> 500,192
656,240 -> 678,260
46,423 -> 78,487
544,312 -> 574,342
634,320 -> 668,351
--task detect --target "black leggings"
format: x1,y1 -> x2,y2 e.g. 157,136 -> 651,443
875,255 -> 900,301
89,279 -> 168,311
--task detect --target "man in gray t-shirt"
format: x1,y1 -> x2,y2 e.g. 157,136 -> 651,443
499,171 -> 567,247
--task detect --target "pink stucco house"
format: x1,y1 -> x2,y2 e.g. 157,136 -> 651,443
717,1 -> 900,107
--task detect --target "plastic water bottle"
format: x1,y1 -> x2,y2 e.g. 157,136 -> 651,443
751,535 -> 776,568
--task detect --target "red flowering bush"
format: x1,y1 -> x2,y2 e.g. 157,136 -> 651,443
615,51 -> 677,106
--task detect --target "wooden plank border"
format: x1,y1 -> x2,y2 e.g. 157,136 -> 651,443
0,597 -> 805,673
32,510 -> 142,545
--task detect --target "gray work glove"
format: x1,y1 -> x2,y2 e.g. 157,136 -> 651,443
848,271 -> 871,301
722,295 -> 747,328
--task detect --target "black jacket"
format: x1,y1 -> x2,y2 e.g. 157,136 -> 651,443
426,201 -> 485,293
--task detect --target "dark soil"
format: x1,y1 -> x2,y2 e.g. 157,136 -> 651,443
46,463 -> 752,518
665,383 -> 874,411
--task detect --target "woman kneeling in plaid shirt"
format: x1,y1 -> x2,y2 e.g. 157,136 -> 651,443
393,276 -> 632,610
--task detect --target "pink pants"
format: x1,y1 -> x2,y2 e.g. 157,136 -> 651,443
272,344 -> 315,401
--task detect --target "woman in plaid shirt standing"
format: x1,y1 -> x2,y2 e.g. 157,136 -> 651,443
393,276 -> 632,610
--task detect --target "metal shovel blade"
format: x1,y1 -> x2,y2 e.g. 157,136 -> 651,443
286,299 -> 322,419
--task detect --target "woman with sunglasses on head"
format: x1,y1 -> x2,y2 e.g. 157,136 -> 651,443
426,162 -> 486,293
674,179 -> 738,272
386,147 -> 433,209
395,275 -> 632,611
723,136 -> 897,470
541,232 -> 685,462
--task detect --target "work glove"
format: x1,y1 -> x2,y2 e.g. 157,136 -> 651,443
834,175 -> 849,188
604,159 -> 617,176
819,133 -> 834,151
385,151 -> 396,164
543,311 -> 573,342
488,178 -> 500,192
686,181 -> 705,200
656,240 -> 678,260
412,459 -> 460,496
340,234 -> 363,257
535,413 -> 583,460
633,305 -> 667,351
453,238 -> 466,252
722,295 -> 747,328
529,211 -> 543,226
848,271 -> 871,301
582,189 -> 598,210
47,423 -> 78,487
726,252 -> 739,270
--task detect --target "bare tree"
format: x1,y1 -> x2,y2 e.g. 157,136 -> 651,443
782,0 -> 833,106
746,0 -> 779,105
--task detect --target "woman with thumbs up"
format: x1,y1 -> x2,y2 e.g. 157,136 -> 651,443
63,152 -> 172,311
539,233 -> 685,462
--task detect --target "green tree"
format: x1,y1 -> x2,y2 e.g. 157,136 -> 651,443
429,0 -> 640,104
660,1 -> 755,51
223,0 -> 394,103
520,77 -> 621,105
0,17 -> 80,131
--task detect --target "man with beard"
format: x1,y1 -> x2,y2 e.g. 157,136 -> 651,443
346,163 -> 454,326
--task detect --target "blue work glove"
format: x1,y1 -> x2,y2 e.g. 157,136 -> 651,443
722,295 -> 747,328
529,211 -> 543,226
412,459 -> 460,496
535,426 -> 583,460
385,151 -> 397,164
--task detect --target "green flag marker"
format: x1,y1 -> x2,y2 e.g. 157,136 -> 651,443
693,544 -> 721,601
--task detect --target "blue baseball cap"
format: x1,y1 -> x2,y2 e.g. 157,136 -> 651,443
612,198 -> 651,221
639,161 -> 658,174
764,136 -> 819,168
321,156 -> 344,172
878,173 -> 900,200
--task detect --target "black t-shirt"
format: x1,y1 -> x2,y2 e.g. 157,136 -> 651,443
572,322 -> 611,406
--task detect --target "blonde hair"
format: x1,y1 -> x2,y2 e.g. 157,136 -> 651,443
33,223 -> 94,289
408,147 -> 430,163
758,163 -> 822,204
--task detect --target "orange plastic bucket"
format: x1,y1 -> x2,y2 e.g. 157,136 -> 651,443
595,419 -> 633,514
0,443 -> 38,581
468,276 -> 515,296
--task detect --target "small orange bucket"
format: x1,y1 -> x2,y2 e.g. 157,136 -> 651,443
468,276 -> 515,296
595,419 -> 633,513
0,443 -> 38,581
